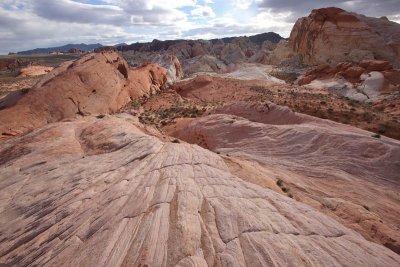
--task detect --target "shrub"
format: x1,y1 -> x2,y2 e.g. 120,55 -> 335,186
131,99 -> 141,109
372,134 -> 381,139
362,205 -> 370,211
276,179 -> 283,187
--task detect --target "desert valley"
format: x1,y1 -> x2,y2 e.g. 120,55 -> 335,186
0,5 -> 400,267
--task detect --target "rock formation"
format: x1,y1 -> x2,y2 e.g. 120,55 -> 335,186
288,7 -> 400,66
17,66 -> 54,77
297,60 -> 400,102
0,51 -> 167,138
173,102 -> 400,254
1,113 -> 400,266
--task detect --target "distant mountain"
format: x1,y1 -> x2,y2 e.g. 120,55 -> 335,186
211,32 -> 284,45
114,43 -> 128,47
101,32 -> 284,53
17,43 -> 103,55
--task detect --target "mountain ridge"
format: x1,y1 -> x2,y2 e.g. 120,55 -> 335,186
16,43 -> 103,55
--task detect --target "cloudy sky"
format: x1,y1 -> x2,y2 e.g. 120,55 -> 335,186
1,0 -> 399,54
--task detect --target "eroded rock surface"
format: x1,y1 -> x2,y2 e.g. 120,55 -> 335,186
1,114 -> 400,266
289,7 -> 400,66
297,60 -> 400,102
173,102 -> 400,254
0,51 -> 167,138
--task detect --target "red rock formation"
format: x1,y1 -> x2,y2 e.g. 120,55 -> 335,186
0,51 -> 167,138
289,7 -> 400,66
1,113 -> 400,265
173,102 -> 400,253
298,60 -> 400,87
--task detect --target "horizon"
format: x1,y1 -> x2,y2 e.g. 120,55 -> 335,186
1,0 -> 400,54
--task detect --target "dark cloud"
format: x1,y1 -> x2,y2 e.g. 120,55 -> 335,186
256,0 -> 400,22
32,0 -> 127,25
31,0 -> 187,26
0,0 -> 399,54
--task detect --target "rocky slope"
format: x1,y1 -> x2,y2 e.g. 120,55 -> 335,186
120,33 -> 282,77
288,7 -> 400,66
297,60 -> 400,102
0,51 -> 167,139
1,114 -> 400,266
173,102 -> 400,253
1,7 -> 400,266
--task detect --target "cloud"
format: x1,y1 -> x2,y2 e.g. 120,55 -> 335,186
234,0 -> 253,9
256,0 -> 400,22
191,5 -> 216,17
0,0 -> 399,54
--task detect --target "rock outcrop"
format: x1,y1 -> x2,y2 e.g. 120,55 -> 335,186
0,51 -> 167,138
1,114 -> 400,266
17,66 -> 54,77
288,7 -> 400,66
297,60 -> 400,102
173,102 -> 400,254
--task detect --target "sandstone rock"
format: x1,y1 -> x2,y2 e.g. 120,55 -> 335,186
1,114 -> 400,266
153,54 -> 183,84
349,49 -> 375,63
0,51 -> 167,138
17,65 -> 54,77
183,55 -> 228,75
360,60 -> 393,71
289,7 -> 400,66
220,43 -> 246,64
297,60 -> 399,99
357,71 -> 385,99
191,42 -> 207,57
342,66 -> 366,80
173,102 -> 400,254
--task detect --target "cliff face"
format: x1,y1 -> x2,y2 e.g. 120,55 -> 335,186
288,7 -> 400,66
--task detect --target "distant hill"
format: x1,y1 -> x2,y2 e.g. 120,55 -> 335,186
211,32 -> 284,45
17,43 -> 103,55
98,32 -> 284,53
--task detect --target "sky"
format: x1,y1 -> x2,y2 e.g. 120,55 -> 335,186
1,0 -> 399,54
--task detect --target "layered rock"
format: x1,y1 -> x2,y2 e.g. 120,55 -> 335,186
0,51 -> 167,138
1,114 -> 400,266
288,7 -> 400,66
297,60 -> 400,102
173,102 -> 400,254
120,33 -> 285,76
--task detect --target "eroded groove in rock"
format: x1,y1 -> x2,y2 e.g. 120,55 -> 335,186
0,114 -> 399,266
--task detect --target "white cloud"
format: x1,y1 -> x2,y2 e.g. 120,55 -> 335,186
234,0 -> 253,9
191,5 -> 216,17
0,0 -> 399,54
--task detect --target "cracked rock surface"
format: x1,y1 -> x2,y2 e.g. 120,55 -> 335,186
173,102 -> 400,255
1,114 -> 399,266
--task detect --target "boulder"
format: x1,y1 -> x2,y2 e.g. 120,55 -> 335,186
17,66 -> 54,77
0,51 -> 167,138
360,60 -> 393,71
